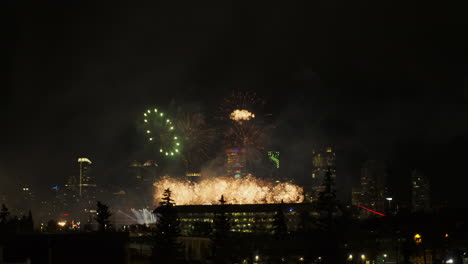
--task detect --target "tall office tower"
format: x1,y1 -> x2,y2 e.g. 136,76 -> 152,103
359,160 -> 387,216
77,158 -> 96,216
142,160 -> 158,182
411,169 -> 431,212
129,160 -> 143,181
351,187 -> 361,206
78,158 -> 95,197
225,148 -> 247,179
311,147 -> 336,199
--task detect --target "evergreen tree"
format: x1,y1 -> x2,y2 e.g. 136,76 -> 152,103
0,204 -> 10,233
94,201 -> 112,232
0,204 -> 9,224
314,167 -> 344,264
212,195 -> 231,264
152,188 -> 180,264
272,201 -> 288,239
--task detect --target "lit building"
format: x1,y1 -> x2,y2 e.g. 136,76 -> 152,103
359,160 -> 387,217
225,148 -> 247,179
411,169 -> 430,212
351,187 -> 361,206
176,203 -> 315,235
77,158 -> 96,218
78,158 -> 95,197
142,160 -> 158,182
310,147 -> 336,199
129,160 -> 143,181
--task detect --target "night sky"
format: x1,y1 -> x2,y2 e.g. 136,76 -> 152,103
4,2 -> 468,207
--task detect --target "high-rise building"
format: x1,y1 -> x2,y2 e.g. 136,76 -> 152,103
310,147 -> 336,199
411,169 -> 430,212
225,148 -> 247,179
359,160 -> 387,216
78,158 -> 95,197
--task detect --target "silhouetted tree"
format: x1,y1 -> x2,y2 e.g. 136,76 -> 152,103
272,201 -> 288,239
212,195 -> 231,264
94,201 -> 112,232
0,204 -> 10,232
152,188 -> 181,264
314,168 -> 345,264
0,204 -> 9,221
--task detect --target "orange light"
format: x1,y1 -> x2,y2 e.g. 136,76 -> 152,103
414,233 -> 422,244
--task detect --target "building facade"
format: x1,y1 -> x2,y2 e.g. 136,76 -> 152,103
225,148 -> 247,179
411,169 -> 431,212
310,147 -> 336,200
359,160 -> 387,216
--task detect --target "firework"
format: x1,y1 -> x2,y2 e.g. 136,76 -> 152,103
143,108 -> 180,157
218,90 -> 264,121
230,109 -> 255,123
153,176 -> 304,205
224,122 -> 267,161
174,112 -> 216,172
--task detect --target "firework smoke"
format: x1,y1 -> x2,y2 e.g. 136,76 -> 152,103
153,176 -> 304,205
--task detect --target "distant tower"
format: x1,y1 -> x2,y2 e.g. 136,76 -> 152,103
142,160 -> 158,183
411,169 -> 430,212
359,160 -> 387,216
225,148 -> 247,179
311,147 -> 336,199
129,160 -> 143,181
78,158 -> 95,197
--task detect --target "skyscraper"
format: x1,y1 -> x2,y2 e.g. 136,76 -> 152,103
225,148 -> 247,179
359,160 -> 387,216
78,158 -> 95,197
77,158 -> 96,216
411,169 -> 431,212
310,147 -> 336,200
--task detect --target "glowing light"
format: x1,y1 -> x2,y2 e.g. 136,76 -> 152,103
149,138 -> 153,141
414,233 -> 422,244
299,257 -> 304,261
146,130 -> 150,133
154,175 -> 304,205
144,113 -> 147,117
230,109 -> 255,123
383,254 -> 387,258
160,149 -> 163,152
386,197 -> 393,201
445,233 -> 449,238
160,113 -> 163,116
174,136 -> 178,139
154,109 -> 158,112
361,255 -> 366,260
357,205 -> 386,216
176,143 -> 180,146
58,221 -> 66,227
175,149 -> 178,152
348,254 -> 353,260
147,110 -> 151,113
170,126 -> 174,130
446,259 -> 454,264
144,119 -> 148,123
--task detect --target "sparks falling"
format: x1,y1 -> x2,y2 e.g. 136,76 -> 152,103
153,176 -> 304,205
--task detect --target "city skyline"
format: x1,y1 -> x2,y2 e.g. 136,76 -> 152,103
4,2 -> 467,208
